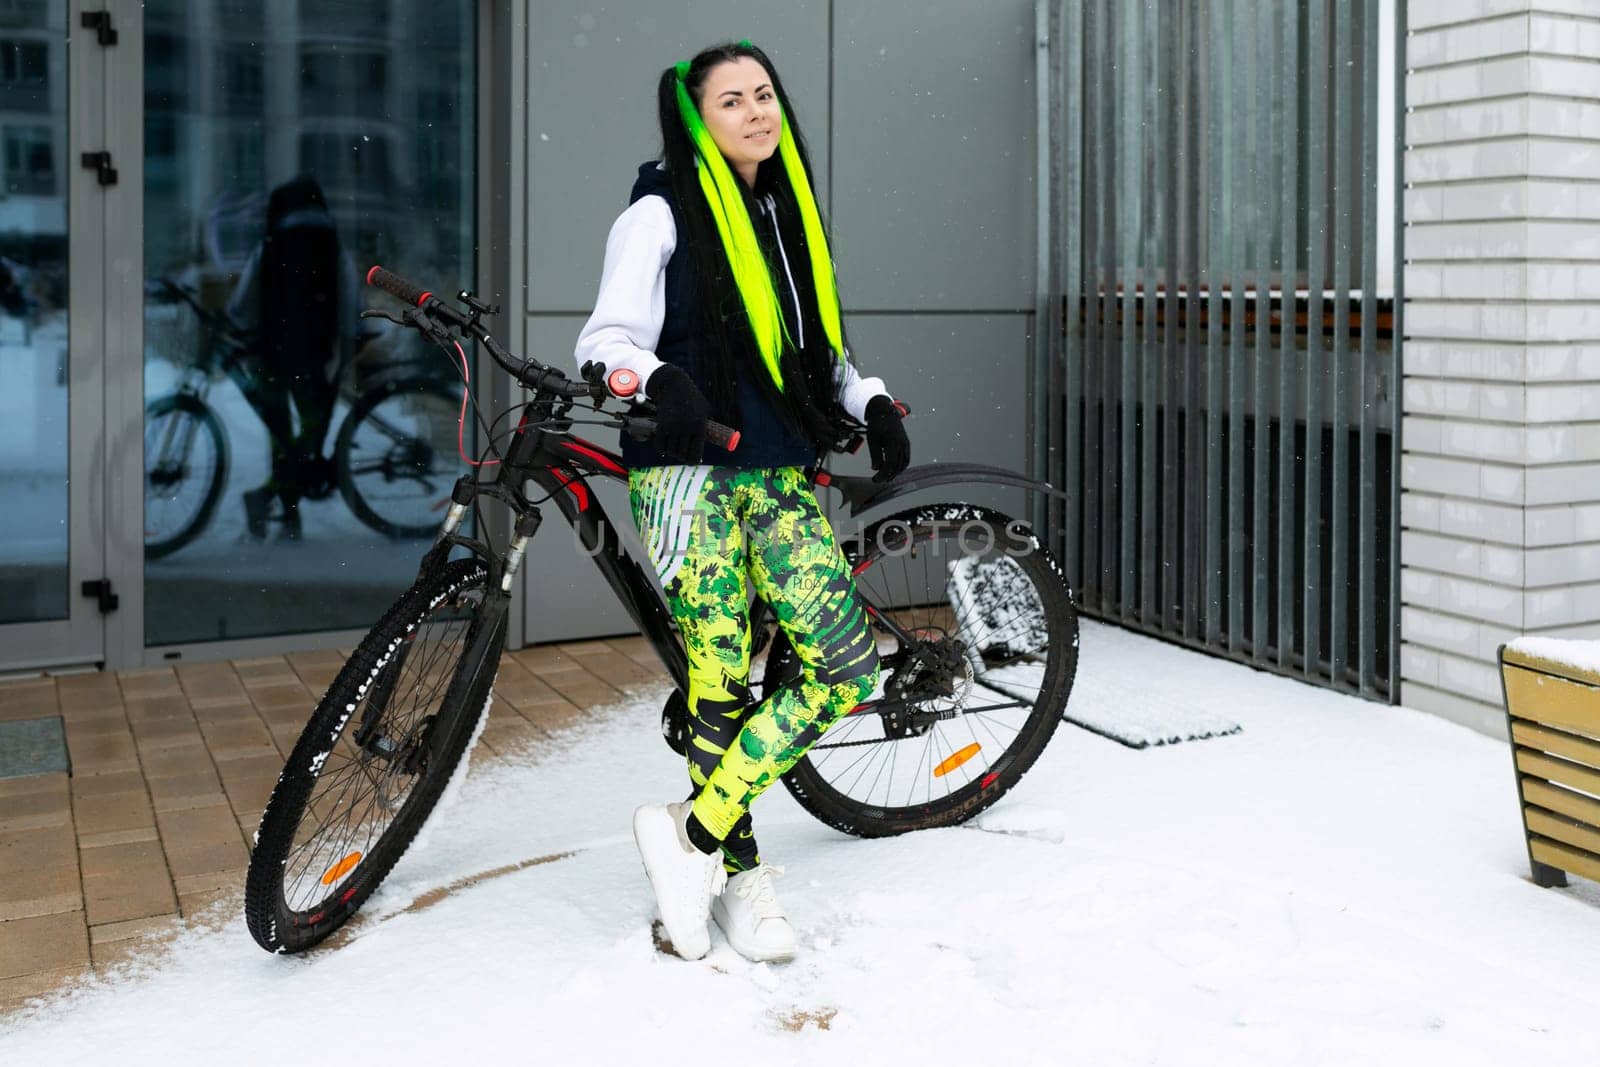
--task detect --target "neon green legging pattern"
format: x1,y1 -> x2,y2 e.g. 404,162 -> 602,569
629,465 -> 879,869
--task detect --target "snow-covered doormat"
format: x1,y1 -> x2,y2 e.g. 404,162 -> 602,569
979,665 -> 1242,748
1060,689 -> 1243,748
944,556 -> 1239,747
1057,622 -> 1243,748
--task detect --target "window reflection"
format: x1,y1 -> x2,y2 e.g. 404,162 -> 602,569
0,0 -> 66,626
143,0 -> 475,646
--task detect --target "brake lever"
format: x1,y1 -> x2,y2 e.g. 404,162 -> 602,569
403,306 -> 460,347
364,304 -> 456,350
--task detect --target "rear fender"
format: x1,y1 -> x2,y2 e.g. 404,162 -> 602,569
817,462 -> 1068,521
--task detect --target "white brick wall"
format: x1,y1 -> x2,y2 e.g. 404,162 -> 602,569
1402,0 -> 1600,737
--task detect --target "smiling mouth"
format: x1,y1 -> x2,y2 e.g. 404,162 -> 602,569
746,129 -> 772,139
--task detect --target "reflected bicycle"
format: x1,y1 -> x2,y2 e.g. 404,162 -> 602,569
143,278 -> 461,557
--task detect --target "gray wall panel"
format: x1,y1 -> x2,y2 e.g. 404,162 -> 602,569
521,314 -> 651,643
832,313 -> 1030,524
527,2 -> 829,313
832,0 -> 1036,312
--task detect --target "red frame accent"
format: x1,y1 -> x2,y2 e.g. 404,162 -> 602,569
551,467 -> 590,511
560,438 -> 627,476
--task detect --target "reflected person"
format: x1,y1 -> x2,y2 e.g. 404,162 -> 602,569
228,175 -> 358,539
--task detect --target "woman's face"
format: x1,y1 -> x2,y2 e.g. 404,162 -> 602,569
697,57 -> 780,177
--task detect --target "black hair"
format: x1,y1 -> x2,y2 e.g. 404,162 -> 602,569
655,41 -> 850,451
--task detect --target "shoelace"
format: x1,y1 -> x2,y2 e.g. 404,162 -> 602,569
733,864 -> 786,921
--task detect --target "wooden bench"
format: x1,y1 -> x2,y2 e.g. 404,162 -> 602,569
1498,643 -> 1600,889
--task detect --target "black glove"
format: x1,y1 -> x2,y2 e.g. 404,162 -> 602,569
645,364 -> 710,464
864,394 -> 910,483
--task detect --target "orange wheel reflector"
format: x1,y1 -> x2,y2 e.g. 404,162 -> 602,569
321,852 -> 363,886
933,743 -> 982,778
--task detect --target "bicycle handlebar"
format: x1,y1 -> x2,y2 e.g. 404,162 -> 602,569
366,264 -> 738,453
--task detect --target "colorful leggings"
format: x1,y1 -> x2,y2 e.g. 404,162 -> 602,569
629,465 -> 880,872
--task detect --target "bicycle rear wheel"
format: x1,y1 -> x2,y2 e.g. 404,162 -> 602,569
244,558 -> 501,953
766,503 -> 1077,837
334,377 -> 459,539
144,393 -> 228,559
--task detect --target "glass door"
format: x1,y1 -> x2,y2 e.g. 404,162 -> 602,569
138,0 -> 476,649
0,0 -> 109,671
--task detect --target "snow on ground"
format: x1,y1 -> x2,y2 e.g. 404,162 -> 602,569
5,620 -> 1600,1065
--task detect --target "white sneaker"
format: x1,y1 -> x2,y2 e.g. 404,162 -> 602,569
711,864 -> 797,963
633,801 -> 725,960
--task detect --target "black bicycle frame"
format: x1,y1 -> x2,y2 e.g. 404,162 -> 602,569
420,400 -> 692,698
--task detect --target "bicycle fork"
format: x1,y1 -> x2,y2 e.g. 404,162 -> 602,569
427,475 -> 543,595
353,590 -> 512,777
355,472 -> 535,772
354,475 -> 534,772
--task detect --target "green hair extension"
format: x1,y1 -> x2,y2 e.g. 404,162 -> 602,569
673,73 -> 789,388
672,61 -> 844,389
775,117 -> 844,356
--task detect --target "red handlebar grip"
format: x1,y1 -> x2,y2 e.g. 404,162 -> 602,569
892,399 -> 910,418
705,421 -> 739,452
366,265 -> 430,307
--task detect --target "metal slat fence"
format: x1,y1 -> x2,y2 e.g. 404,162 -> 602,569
1034,0 -> 1401,701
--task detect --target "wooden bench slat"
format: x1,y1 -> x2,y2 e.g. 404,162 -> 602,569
1502,646 -> 1600,689
1514,748 -> 1600,798
1503,665 -> 1600,739
1522,777 -> 1600,828
1510,720 -> 1600,771
1525,808 -> 1600,856
1529,837 -> 1600,885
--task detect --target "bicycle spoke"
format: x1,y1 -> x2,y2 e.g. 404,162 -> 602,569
278,593 -> 478,914
287,766 -> 384,906
842,731 -> 890,799
863,729 -> 896,808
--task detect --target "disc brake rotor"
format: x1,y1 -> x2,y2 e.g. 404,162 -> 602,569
881,627 -> 973,737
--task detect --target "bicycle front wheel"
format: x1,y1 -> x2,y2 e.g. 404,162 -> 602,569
144,393 -> 228,559
335,377 -> 460,539
767,503 -> 1078,837
244,558 -> 502,953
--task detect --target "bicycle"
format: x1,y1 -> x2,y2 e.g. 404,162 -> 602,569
243,266 -> 1080,954
142,277 -> 462,558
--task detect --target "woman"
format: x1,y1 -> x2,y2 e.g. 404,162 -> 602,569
574,41 -> 910,963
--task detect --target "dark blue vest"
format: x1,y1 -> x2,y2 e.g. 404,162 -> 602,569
620,160 -> 818,470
